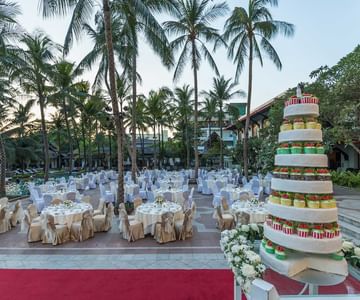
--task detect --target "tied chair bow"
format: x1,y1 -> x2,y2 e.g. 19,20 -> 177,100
175,209 -> 193,240
215,206 -> 235,231
119,209 -> 144,242
71,210 -> 94,242
154,212 -> 176,244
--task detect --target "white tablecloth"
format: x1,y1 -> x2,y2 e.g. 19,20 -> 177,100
135,202 -> 183,235
221,187 -> 254,202
230,201 -> 267,224
43,190 -> 80,201
41,202 -> 93,229
158,180 -> 183,189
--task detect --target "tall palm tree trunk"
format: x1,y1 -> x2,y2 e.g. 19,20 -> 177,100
185,123 -> 190,169
57,131 -> 61,169
153,125 -> 157,168
0,133 -> 6,196
103,0 -> 124,206
81,120 -> 87,169
220,104 -> 223,169
39,95 -> 50,181
63,98 -> 73,174
108,130 -> 112,169
192,41 -> 199,178
158,123 -> 161,168
243,39 -> 253,180
131,54 -> 137,182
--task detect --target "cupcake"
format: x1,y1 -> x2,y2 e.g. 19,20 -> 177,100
287,95 -> 300,106
307,195 -> 320,208
275,246 -> 286,260
272,218 -> 283,231
280,193 -> 292,206
294,193 -> 306,208
317,168 -> 331,181
301,93 -> 312,104
316,122 -> 322,130
279,167 -> 289,179
290,168 -> 304,180
277,143 -> 290,154
283,221 -> 294,235
328,195 -> 337,208
293,118 -> 305,130
281,119 -> 293,131
304,168 -> 316,181
333,222 -> 340,236
312,224 -> 324,239
320,195 -> 332,208
305,117 -> 317,129
266,216 -> 273,227
297,223 -> 310,237
273,168 -> 280,178
291,142 -> 303,154
324,224 -> 335,238
316,143 -> 325,154
304,143 -> 316,154
269,191 -> 281,204
265,240 -> 275,254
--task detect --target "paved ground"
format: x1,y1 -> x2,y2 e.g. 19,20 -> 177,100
1,183 -> 359,270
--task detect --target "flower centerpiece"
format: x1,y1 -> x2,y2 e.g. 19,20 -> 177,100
63,200 -> 74,208
220,227 -> 266,294
155,195 -> 165,206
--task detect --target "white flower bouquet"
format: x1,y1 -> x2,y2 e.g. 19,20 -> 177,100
220,226 -> 266,294
155,196 -> 165,206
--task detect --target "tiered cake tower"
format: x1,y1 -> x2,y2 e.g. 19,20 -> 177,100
260,92 -> 348,279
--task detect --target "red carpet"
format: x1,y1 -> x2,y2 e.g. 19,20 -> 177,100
0,269 -> 235,300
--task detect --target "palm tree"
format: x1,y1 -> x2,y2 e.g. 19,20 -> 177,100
200,97 -> 217,148
12,32 -> 61,181
223,0 -> 294,178
10,99 -> 35,138
40,0 -> 125,205
202,76 -> 244,168
163,0 -> 228,177
173,85 -> 194,168
49,112 -> 65,169
0,0 -> 22,47
48,60 -> 84,174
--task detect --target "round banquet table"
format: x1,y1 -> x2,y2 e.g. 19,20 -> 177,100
230,201 -> 268,224
42,190 -> 80,201
220,187 -> 254,202
135,202 -> 183,235
41,202 -> 93,229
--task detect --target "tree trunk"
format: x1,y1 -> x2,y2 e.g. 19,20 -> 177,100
141,129 -> 145,168
57,131 -> 61,169
158,123 -> 161,168
220,103 -> 223,169
185,122 -> 190,169
81,119 -> 87,170
108,130 -> 112,169
0,133 -> 6,196
39,95 -> 49,181
103,0 -> 124,207
243,37 -> 254,180
153,125 -> 157,169
191,40 -> 199,178
131,53 -> 137,182
63,98 -> 73,175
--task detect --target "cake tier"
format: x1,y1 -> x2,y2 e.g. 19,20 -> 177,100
278,129 -> 322,143
265,203 -> 338,223
284,103 -> 319,119
264,223 -> 342,254
275,154 -> 328,168
271,178 -> 333,194
260,246 -> 348,278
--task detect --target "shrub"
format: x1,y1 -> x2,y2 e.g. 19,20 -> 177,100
331,171 -> 360,188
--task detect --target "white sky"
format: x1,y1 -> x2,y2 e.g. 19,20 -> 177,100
16,0 -> 360,112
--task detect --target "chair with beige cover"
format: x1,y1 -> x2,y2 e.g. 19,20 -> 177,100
215,206 -> 235,231
175,209 -> 193,240
133,198 -> 143,211
0,197 -> 8,206
93,203 -> 114,232
93,199 -> 105,216
221,197 -> 230,213
23,211 -> 43,242
70,210 -> 94,242
42,214 -> 70,245
119,209 -> 144,242
191,200 -> 196,216
0,207 -> 11,233
235,211 -> 250,226
154,212 -> 176,244
9,201 -> 21,227
51,198 -> 62,206
27,204 -> 40,223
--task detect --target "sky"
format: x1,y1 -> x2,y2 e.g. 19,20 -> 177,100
15,0 -> 360,111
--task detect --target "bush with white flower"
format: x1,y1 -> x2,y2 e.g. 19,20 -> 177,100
342,240 -> 360,269
220,226 -> 266,294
